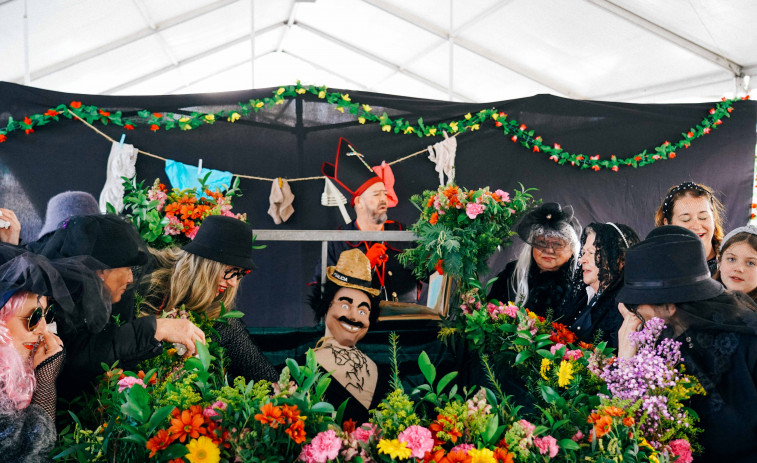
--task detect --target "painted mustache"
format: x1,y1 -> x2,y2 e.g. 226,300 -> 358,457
338,316 -> 364,329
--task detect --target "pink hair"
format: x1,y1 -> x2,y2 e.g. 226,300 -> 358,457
0,291 -> 36,413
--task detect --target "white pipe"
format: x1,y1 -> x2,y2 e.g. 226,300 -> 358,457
23,0 -> 30,85
448,0 -> 453,101
250,0 -> 255,89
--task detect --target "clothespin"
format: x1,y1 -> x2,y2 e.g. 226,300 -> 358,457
278,177 -> 283,188
118,134 -> 126,150
197,159 -> 203,176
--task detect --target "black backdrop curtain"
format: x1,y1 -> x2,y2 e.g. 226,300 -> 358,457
0,82 -> 755,328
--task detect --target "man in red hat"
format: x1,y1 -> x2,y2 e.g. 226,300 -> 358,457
319,138 -> 422,303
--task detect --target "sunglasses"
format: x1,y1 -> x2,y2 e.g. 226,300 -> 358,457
223,268 -> 251,281
532,240 -> 568,252
21,303 -> 56,331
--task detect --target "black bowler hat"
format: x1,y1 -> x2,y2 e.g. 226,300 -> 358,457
645,224 -> 699,240
617,227 -> 724,305
182,216 -> 256,269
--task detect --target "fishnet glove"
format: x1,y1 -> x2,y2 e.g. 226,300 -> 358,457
32,349 -> 66,421
215,318 -> 278,383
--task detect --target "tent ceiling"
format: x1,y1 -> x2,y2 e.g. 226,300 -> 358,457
0,0 -> 754,103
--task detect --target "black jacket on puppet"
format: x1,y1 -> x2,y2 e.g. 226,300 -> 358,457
487,258 -> 574,318
37,215 -> 159,398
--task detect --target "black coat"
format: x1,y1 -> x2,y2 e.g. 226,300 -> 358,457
487,259 -> 574,318
557,281 -> 624,349
319,361 -> 391,425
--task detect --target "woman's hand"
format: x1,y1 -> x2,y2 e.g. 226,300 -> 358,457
31,330 -> 64,368
154,318 -> 206,356
617,303 -> 642,359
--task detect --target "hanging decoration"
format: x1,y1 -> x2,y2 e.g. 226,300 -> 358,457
0,82 -> 749,172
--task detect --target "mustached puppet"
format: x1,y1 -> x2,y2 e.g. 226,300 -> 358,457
310,249 -> 390,424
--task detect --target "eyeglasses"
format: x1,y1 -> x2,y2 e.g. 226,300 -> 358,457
223,268 -> 251,281
20,303 -> 56,331
532,239 -> 568,252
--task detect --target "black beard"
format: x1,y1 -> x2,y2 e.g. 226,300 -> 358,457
338,315 -> 364,329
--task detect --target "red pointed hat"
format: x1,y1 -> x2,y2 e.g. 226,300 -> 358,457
321,137 -> 398,207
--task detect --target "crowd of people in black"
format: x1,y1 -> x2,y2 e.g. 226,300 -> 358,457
2,180 -> 757,462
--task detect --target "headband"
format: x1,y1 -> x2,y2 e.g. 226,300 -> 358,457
606,222 -> 629,248
661,182 -> 711,219
722,224 -> 757,248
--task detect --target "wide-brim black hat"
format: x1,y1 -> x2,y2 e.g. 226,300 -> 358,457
516,202 -> 581,243
617,228 -> 724,305
182,215 -> 256,269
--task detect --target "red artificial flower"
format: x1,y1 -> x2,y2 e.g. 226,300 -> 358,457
124,124 -> 134,130
98,109 -> 110,117
146,429 -> 171,457
554,143 -> 561,150
435,259 -> 444,276
70,101 -> 82,109
743,95 -> 750,100
590,154 -> 600,160
728,107 -> 734,113
510,135 -> 517,142
686,131 -> 694,138
24,128 -> 34,135
168,408 -> 206,443
715,119 -> 723,125
519,124 -> 527,130
499,112 -> 507,118
254,402 -> 284,429
150,124 -> 159,132
44,109 -> 58,117
576,155 -> 584,161
709,108 -> 715,114
532,146 -> 539,152
153,112 -> 163,118
634,155 -> 642,161
669,152 -> 676,158
495,121 -> 503,127
611,166 -> 619,172
0,134 -> 6,143
342,419 -> 357,434
703,127 -> 711,134
592,165 -> 600,171
23,117 -> 31,125
168,459 -> 185,463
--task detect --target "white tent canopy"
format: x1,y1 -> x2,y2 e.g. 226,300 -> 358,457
0,0 -> 754,103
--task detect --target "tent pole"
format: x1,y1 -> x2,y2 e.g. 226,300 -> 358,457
250,0 -> 255,89
23,0 -> 30,85
448,0 -> 453,102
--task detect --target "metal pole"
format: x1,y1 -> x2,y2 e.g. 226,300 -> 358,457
23,0 -> 30,85
448,0 -> 453,101
250,0 -> 255,89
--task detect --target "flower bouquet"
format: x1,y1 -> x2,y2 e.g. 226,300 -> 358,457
398,184 -> 537,294
109,175 -> 246,248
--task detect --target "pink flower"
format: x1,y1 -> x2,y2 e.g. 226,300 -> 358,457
203,400 -> 227,418
164,215 -> 181,236
351,423 -> 375,443
534,435 -> 559,458
398,425 -> 434,459
460,304 -> 471,315
450,443 -> 474,454
186,225 -> 200,240
571,430 -> 584,442
550,343 -> 565,355
306,430 -> 341,462
147,188 -> 167,211
466,202 -> 485,219
668,439 -> 693,463
495,189 -> 510,202
117,376 -> 146,393
565,349 -> 583,361
503,304 -> 519,317
518,419 -> 535,437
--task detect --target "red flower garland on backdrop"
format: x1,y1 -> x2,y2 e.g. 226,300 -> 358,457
0,82 -> 749,172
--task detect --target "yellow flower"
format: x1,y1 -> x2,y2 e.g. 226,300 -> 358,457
336,106 -> 344,113
296,88 -> 307,94
404,126 -> 415,134
492,113 -> 499,120
186,436 -> 220,463
557,360 -> 573,388
318,90 -> 326,98
204,114 -> 215,122
464,113 -> 472,120
358,117 -> 366,124
540,358 -> 552,380
428,128 -> 437,136
382,125 -> 391,132
377,439 -> 411,460
470,124 -> 480,131
342,93 -> 351,101
362,104 -> 372,112
255,101 -> 264,108
449,121 -> 459,132
275,99 -> 284,105
468,448 -> 496,463
167,348 -> 177,356
179,117 -> 190,123
228,112 -> 241,123
276,87 -> 285,95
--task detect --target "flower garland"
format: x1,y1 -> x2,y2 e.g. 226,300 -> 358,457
0,82 -> 748,171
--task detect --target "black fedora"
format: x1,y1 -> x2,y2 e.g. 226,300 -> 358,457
182,216 -> 256,269
617,227 -> 723,305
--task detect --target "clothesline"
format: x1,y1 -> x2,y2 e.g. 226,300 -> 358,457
67,109 -> 462,183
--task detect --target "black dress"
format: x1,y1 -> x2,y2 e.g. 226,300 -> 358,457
320,362 -> 391,425
557,281 -> 624,349
214,318 -> 279,383
487,259 -> 574,318
680,330 -> 757,462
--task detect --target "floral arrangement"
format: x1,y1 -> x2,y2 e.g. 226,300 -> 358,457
398,184 -> 537,292
109,175 -> 247,248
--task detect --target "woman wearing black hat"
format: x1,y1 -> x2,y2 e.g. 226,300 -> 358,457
616,226 -> 757,462
39,214 -> 205,398
0,249 -> 96,462
143,215 -> 278,383
488,202 -> 581,317
559,222 -> 640,348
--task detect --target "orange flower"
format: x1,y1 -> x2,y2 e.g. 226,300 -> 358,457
603,406 -> 624,417
70,101 -> 82,108
150,124 -> 159,131
44,109 -> 58,117
137,370 -> 157,385
623,416 -> 635,427
578,341 -> 594,350
342,419 -> 356,433
440,449 -> 472,463
281,404 -> 301,423
168,459 -> 184,463
98,109 -> 110,117
168,408 -> 206,443
254,402 -> 284,429
146,429 -> 171,457
493,448 -> 515,463
593,415 -> 612,438
124,124 -> 134,130
153,113 -> 163,118
429,211 -> 439,225
423,449 -> 446,463
285,419 -> 307,444
426,195 -> 436,208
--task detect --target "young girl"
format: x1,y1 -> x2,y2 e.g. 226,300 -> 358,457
715,225 -> 757,300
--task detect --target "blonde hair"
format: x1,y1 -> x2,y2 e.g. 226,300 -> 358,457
142,247 -> 238,319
